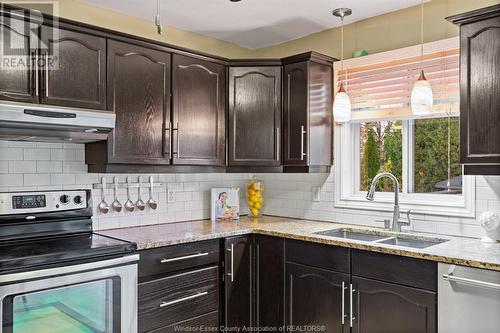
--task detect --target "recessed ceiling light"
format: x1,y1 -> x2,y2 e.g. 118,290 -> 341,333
230,0 -> 242,2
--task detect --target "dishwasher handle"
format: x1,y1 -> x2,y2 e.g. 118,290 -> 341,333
443,273 -> 500,291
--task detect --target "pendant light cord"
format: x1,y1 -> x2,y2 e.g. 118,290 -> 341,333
420,0 -> 424,67
341,15 -> 347,91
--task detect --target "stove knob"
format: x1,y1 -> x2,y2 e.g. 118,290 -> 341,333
73,195 -> 83,205
59,194 -> 70,204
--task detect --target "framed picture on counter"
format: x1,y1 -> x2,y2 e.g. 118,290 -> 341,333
211,188 -> 240,221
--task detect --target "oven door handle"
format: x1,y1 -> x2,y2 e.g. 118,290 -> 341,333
0,254 -> 140,284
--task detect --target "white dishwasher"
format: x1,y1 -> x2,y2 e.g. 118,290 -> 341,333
438,263 -> 500,333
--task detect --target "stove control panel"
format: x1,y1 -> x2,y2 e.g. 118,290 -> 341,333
12,194 -> 46,209
0,190 -> 88,215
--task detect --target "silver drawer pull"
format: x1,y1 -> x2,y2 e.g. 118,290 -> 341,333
443,273 -> 500,291
159,291 -> 208,308
160,252 -> 209,263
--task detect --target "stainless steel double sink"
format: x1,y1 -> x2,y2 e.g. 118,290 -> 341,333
314,228 -> 448,249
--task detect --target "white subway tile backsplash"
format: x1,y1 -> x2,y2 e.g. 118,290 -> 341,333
50,173 -> 76,185
24,148 -> 51,161
0,161 -> 8,173
0,139 -> 499,238
0,174 -> 23,186
63,161 -> 88,173
8,161 -> 36,174
24,173 -> 51,186
0,148 -> 23,161
36,161 -> 63,173
50,149 -> 76,161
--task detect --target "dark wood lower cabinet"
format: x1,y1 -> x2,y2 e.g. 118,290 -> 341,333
255,235 -> 284,330
148,311 -> 220,333
286,262 -> 350,333
224,235 -> 254,329
351,276 -> 436,333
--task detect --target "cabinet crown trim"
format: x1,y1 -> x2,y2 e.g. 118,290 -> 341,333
446,4 -> 500,25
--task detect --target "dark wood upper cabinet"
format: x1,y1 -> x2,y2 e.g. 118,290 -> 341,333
224,235 -> 253,329
172,54 -> 225,166
282,53 -> 334,173
254,235 -> 284,330
106,40 -> 171,165
286,262 -> 350,333
0,15 -> 38,104
447,4 -> 500,175
351,276 -> 436,333
228,66 -> 281,167
40,26 -> 106,110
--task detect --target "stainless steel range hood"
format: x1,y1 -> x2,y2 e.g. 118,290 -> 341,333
0,102 -> 115,143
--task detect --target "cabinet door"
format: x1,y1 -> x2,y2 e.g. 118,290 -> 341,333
352,276 -> 436,333
285,262 -> 349,333
308,61 -> 333,166
172,54 -> 225,166
0,15 -> 38,103
283,61 -> 308,165
225,235 -> 253,329
255,235 -> 284,330
107,40 -> 171,164
40,26 -> 106,109
460,15 -> 500,164
228,67 -> 281,166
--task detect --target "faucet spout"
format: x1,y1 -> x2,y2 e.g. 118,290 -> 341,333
366,172 -> 407,232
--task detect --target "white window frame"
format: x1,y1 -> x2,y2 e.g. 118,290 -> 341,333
333,38 -> 475,218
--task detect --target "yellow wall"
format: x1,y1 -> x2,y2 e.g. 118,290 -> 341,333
12,0 -> 253,58
11,0 -> 500,60
250,0 -> 500,60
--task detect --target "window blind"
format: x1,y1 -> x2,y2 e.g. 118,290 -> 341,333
334,38 -> 460,122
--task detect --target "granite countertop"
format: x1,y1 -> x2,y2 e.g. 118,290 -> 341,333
99,215 -> 500,272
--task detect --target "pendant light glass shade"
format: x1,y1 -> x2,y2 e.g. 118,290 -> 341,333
332,8 -> 352,124
333,85 -> 351,122
411,0 -> 433,116
411,70 -> 433,115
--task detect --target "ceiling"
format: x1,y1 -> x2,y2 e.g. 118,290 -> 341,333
81,0 -> 424,49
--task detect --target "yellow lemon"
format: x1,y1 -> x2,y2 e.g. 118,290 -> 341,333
249,195 -> 258,203
247,189 -> 256,196
250,208 -> 259,216
254,203 -> 261,209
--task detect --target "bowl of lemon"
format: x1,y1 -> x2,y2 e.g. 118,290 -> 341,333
246,178 -> 264,217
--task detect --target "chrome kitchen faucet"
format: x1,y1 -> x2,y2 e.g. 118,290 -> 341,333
366,172 -> 411,232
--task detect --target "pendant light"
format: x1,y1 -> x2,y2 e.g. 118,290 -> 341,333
411,0 -> 433,115
332,8 -> 352,123
154,0 -> 163,35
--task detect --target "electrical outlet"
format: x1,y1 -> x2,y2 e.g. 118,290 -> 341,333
312,186 -> 321,202
167,189 -> 176,203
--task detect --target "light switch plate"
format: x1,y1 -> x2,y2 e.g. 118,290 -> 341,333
167,189 -> 176,203
312,186 -> 321,202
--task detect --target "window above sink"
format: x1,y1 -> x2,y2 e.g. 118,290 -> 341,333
333,37 -> 475,218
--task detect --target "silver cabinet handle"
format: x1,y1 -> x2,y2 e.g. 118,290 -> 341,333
341,281 -> 348,325
172,122 -> 179,155
164,121 -> 172,157
227,243 -> 234,282
276,127 -> 280,161
45,52 -> 49,97
160,252 -> 209,264
34,53 -> 39,96
300,125 -> 307,160
159,291 -> 208,308
350,284 -> 356,327
443,273 -> 500,290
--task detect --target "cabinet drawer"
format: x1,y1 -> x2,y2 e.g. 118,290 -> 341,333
139,266 -> 220,332
147,311 -> 219,333
285,239 -> 350,273
139,239 -> 220,279
352,249 -> 437,291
